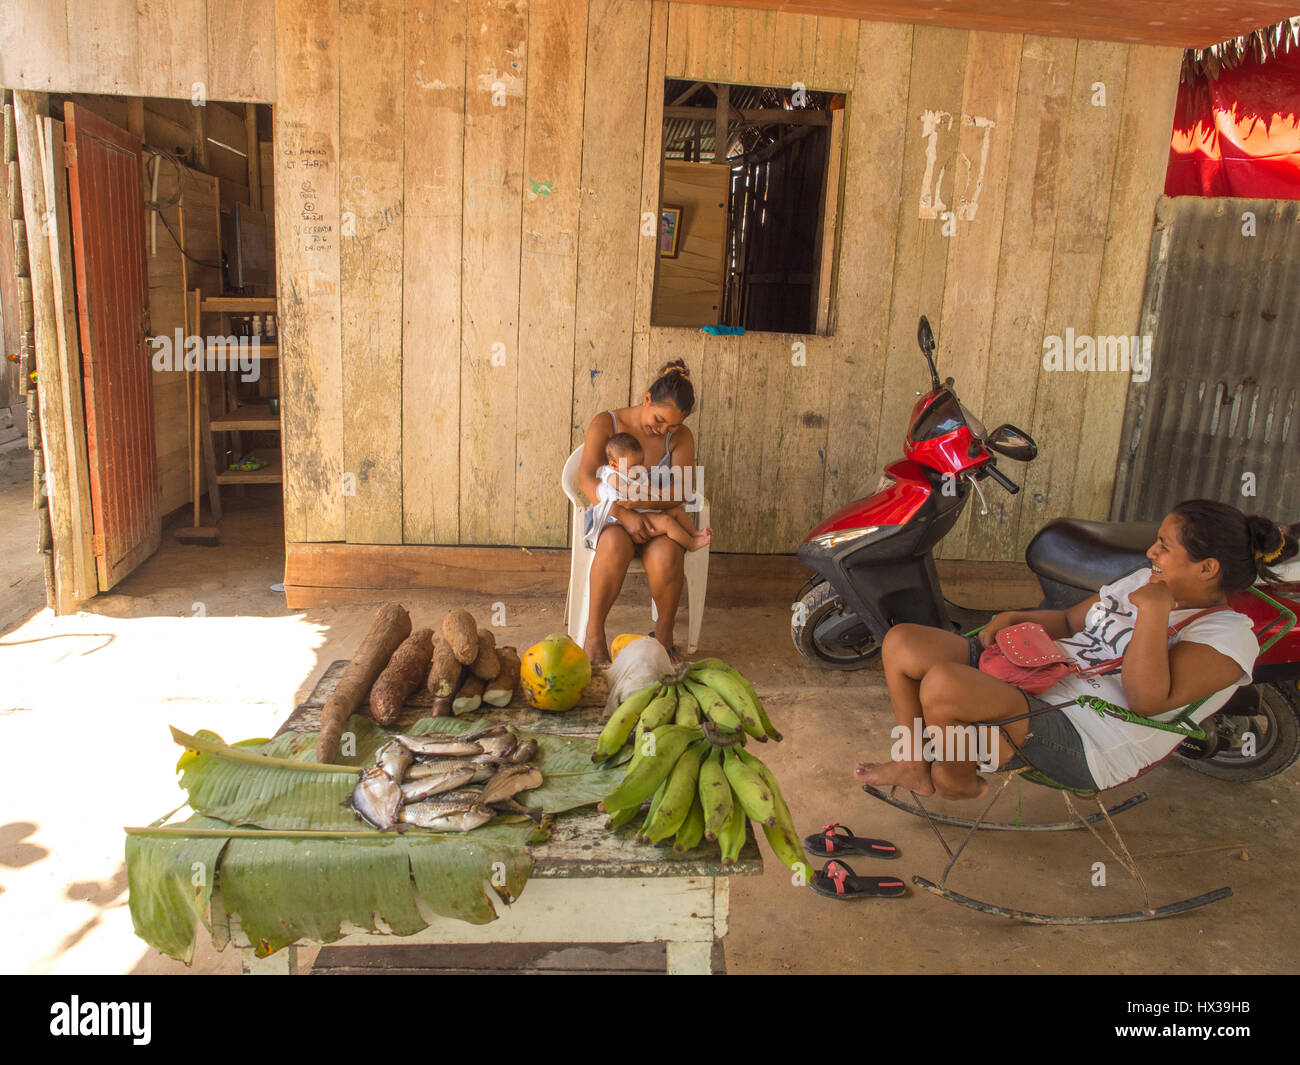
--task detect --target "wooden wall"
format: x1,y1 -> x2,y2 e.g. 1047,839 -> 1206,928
0,1 -> 275,102
271,0 -> 1179,560
654,160 -> 728,326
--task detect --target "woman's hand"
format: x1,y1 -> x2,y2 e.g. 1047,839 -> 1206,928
614,505 -> 652,543
1129,579 -> 1176,616
978,612 -> 1016,648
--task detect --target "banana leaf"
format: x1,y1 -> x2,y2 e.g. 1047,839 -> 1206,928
175,718 -> 622,831
129,715 -> 620,962
126,815 -> 534,959
124,814 -> 232,964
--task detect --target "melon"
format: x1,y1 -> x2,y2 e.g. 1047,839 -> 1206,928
520,632 -> 592,712
611,632 -> 646,659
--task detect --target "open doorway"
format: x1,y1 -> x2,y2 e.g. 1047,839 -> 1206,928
5,89 -> 280,609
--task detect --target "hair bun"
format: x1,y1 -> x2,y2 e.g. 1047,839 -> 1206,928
1248,515 -> 1290,565
659,362 -> 689,380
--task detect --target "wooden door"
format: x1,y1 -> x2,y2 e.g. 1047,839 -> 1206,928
63,102 -> 159,589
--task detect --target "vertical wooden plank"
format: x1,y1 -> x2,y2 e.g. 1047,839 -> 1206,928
402,0 -> 466,546
821,20 -> 912,519
734,9 -> 777,88
812,16 -> 858,91
771,12 -> 818,92
1070,43 -> 1182,522
460,0 -> 527,544
43,116 -> 97,600
873,26 -> 970,478
664,1 -> 690,79
137,0 -> 208,100
208,0 -> 277,102
274,0 -> 343,542
14,93 -> 78,611
631,1 -> 669,402
1012,39 -> 1130,555
693,330 -> 742,549
966,35 -> 1077,562
65,0 -> 142,96
571,0 -> 652,447
929,30 -> 1021,561
340,0 -> 404,544
515,0 -> 588,547
674,3 -> 711,81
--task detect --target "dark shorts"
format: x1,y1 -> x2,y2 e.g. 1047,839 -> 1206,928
963,636 -> 1097,791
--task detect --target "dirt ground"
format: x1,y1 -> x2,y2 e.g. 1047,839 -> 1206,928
1,468 -> 1298,975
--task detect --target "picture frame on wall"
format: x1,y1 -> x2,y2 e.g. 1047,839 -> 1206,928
660,205 -> 683,258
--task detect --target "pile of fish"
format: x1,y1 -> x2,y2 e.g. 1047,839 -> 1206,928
349,723 -> 544,832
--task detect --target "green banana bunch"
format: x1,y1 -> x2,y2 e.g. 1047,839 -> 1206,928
673,794 -> 706,853
637,778 -> 670,843
674,687 -> 701,727
600,724 -> 702,816
594,683 -> 659,761
689,658 -> 782,741
697,746 -> 733,841
683,678 -> 743,733
737,747 -> 809,876
715,803 -> 748,865
639,685 -> 679,731
722,746 -> 777,827
642,739 -> 709,844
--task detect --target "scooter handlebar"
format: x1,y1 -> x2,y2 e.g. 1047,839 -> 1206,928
981,460 -> 1020,494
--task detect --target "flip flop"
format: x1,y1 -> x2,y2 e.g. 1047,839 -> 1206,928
804,822 -> 898,859
809,859 -> 907,899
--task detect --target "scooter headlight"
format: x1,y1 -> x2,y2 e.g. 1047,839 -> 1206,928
811,525 -> 881,549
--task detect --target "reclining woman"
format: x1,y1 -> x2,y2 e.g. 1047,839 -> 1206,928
856,500 -> 1298,799
579,360 -> 703,666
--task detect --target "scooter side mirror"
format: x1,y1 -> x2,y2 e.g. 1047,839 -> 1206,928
986,424 -> 1038,462
917,316 -> 935,354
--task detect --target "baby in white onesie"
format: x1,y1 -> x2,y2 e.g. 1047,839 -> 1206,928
585,432 -> 712,552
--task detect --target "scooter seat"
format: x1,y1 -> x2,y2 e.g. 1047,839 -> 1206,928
1026,518 -> 1158,594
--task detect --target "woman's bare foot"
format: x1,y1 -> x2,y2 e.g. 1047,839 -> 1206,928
854,759 -> 934,796
652,630 -> 681,667
688,527 -> 713,551
930,763 -> 989,801
584,632 -> 611,668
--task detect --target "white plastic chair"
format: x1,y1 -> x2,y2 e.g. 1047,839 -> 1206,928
562,444 -> 709,654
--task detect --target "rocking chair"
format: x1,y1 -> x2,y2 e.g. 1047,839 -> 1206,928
863,586 -> 1296,925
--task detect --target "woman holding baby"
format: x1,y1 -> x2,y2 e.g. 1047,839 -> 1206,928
579,360 -> 712,666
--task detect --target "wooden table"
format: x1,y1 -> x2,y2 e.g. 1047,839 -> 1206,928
223,662 -> 761,974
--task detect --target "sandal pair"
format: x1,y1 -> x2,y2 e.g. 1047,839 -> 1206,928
804,823 -> 905,900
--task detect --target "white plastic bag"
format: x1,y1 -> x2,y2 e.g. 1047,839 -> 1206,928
605,636 -> 672,710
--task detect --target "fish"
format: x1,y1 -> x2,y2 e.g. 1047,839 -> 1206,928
400,766 -> 477,803
395,733 -> 484,757
350,766 -> 403,830
398,801 -> 495,832
479,764 -> 544,806
489,797 -> 544,823
376,740 -> 413,781
405,756 -> 477,778
507,739 -> 538,765
461,723 -> 513,742
436,788 -> 486,804
471,734 -> 519,762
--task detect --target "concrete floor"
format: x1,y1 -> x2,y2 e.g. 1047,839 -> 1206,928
1,454 -> 1298,974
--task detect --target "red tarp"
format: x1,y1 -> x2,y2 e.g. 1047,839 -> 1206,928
1166,46 -> 1300,199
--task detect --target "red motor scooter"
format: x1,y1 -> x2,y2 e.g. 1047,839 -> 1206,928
792,316 -> 1300,780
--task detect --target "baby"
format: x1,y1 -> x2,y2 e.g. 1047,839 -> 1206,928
590,432 -> 712,551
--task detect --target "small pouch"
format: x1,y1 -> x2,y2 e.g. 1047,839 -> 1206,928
995,622 -> 1070,667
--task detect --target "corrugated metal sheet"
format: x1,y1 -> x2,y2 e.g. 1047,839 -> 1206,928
1112,196 -> 1300,523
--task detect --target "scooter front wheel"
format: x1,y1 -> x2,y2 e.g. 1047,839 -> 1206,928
1179,680 -> 1300,782
791,581 -> 882,670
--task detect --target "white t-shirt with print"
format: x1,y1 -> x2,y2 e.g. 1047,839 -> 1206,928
1044,568 -> 1258,790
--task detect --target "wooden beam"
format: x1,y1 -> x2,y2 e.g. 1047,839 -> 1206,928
670,81 -> 707,106
664,106 -> 829,124
42,116 -> 97,600
12,91 -> 80,612
245,104 -> 261,211
714,83 -> 729,164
